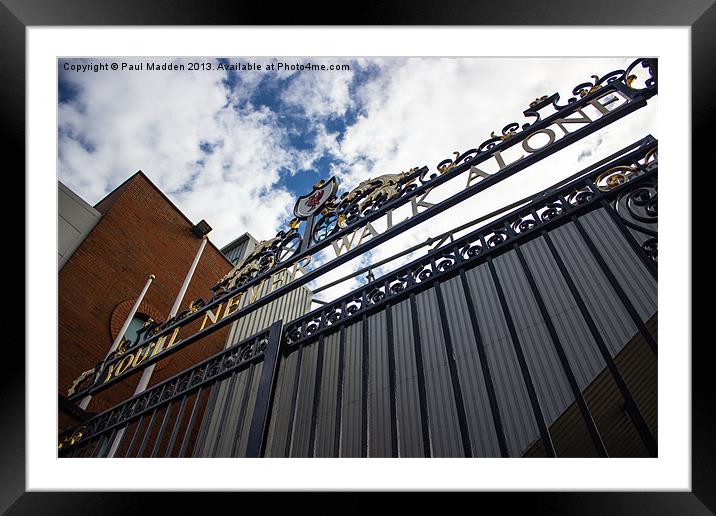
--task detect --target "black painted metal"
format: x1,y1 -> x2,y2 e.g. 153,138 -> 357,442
60,326 -> 283,458
227,364 -> 253,457
571,216 -> 658,355
361,314 -> 369,457
333,326 -> 346,457
164,394 -> 187,458
60,110 -> 658,458
541,230 -> 657,457
67,60 -> 658,403
384,303 -> 399,457
513,243 -> 608,457
487,257 -> 557,457
458,269 -> 510,457
433,281 -> 473,457
306,335 -> 324,458
151,402 -> 173,458
210,371 -> 239,457
283,342 -> 304,458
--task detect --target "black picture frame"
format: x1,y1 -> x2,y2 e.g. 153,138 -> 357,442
7,1 -> 712,513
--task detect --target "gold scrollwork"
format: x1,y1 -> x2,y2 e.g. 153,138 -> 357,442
341,169 -> 418,211
67,367 -> 96,397
438,152 -> 461,174
58,426 -> 86,450
577,75 -> 602,98
594,164 -> 637,192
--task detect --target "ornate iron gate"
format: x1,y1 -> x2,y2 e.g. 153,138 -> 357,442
262,137 -> 657,458
59,58 -> 658,458
59,322 -> 283,457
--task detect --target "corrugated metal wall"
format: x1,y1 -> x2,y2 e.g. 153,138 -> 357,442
194,272 -> 312,457
262,206 -> 657,457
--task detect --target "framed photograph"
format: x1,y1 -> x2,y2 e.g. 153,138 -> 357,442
9,0 -> 711,513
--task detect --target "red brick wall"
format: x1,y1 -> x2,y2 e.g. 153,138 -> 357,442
58,173 -> 234,426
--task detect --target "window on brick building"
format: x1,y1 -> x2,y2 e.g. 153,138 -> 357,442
123,314 -> 149,345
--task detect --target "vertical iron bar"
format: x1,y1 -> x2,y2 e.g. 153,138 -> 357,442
513,243 -> 609,457
210,370 -> 240,457
433,281 -> 473,458
283,345 -> 304,458
408,292 -> 433,457
246,322 -> 284,458
486,256 -> 557,457
150,402 -> 174,458
542,230 -> 657,457
192,382 -> 220,457
307,335 -> 325,457
124,415 -> 145,458
178,387 -> 204,458
385,303 -> 399,457
229,363 -> 255,457
136,408 -> 158,457
458,268 -> 510,457
361,313 -> 369,457
165,394 -> 188,457
333,325 -> 346,457
571,215 -> 657,355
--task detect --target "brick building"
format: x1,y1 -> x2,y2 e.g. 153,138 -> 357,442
58,172 -> 234,433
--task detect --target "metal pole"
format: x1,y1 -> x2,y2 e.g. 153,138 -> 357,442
78,274 -> 155,411
108,235 -> 208,457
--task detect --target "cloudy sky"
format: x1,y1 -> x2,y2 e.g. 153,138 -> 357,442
58,57 -> 657,302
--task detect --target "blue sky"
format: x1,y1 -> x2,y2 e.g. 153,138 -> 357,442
58,57 -> 656,300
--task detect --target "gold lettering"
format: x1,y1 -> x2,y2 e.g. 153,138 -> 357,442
223,292 -> 244,318
410,187 -> 435,215
200,303 -> 224,331
522,128 -> 557,153
553,108 -> 593,135
133,340 -> 158,366
466,165 -> 492,188
246,279 -> 265,303
385,208 -> 409,230
103,363 -> 117,383
357,222 -> 380,246
331,229 -> 360,257
270,270 -> 288,293
493,149 -> 524,170
163,327 -> 181,351
114,354 -> 135,377
587,90 -> 621,115
287,256 -> 311,280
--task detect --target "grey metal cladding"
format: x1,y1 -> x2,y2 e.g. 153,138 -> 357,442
439,276 -> 501,457
463,263 -> 539,457
367,310 -> 392,457
235,362 -> 264,456
289,339 -> 319,457
579,210 -> 657,323
493,251 -> 574,427
520,236 -> 607,390
226,278 -> 312,348
414,288 -> 464,457
391,299 -> 425,457
549,220 -> 638,357
313,331 -> 340,457
264,347 -> 300,457
340,322 -> 363,457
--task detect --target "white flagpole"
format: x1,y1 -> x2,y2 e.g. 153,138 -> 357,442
108,235 -> 209,457
78,274 -> 155,411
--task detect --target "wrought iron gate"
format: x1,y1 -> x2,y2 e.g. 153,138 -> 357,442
59,322 -> 283,457
59,58 -> 658,458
